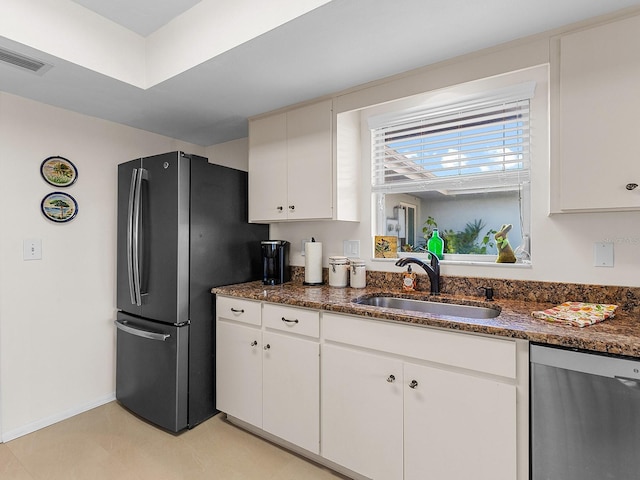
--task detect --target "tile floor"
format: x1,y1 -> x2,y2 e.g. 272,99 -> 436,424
0,402 -> 348,480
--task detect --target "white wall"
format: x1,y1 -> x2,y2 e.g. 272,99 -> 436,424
269,23 -> 640,288
0,93 -> 205,441
205,138 -> 249,171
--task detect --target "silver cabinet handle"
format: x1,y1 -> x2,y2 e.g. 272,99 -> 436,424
250,340 -> 258,347
281,317 -> 299,324
264,344 -> 271,350
114,320 -> 169,341
409,380 -> 419,389
387,375 -> 396,383
230,308 -> 245,314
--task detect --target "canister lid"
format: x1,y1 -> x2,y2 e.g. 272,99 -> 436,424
349,258 -> 365,266
328,256 -> 349,264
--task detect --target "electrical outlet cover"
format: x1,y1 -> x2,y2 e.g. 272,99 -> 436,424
594,242 -> 614,267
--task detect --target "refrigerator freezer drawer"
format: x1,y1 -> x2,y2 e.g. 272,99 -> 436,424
115,313 -> 189,432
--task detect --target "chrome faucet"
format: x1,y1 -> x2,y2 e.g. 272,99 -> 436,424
395,253 -> 440,295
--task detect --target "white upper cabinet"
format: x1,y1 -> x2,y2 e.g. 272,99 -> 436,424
551,14 -> 640,212
248,99 -> 359,222
248,112 -> 289,222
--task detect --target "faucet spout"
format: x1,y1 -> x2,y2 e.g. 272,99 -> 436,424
395,252 -> 440,295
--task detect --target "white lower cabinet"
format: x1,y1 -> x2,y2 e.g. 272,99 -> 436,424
216,297 -> 321,455
321,345 -> 516,480
217,298 -> 525,480
321,312 -> 521,480
321,344 -> 404,479
262,330 -> 319,453
403,362 -> 516,480
215,297 -> 262,427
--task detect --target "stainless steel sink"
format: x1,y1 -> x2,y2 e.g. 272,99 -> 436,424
354,296 -> 500,319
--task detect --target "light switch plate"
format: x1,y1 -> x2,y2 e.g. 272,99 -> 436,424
23,238 -> 42,260
594,242 -> 614,267
343,240 -> 360,257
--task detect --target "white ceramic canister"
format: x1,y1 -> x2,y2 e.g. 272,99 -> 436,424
349,258 -> 366,288
328,256 -> 349,287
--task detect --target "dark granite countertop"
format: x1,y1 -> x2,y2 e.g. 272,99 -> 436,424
212,280 -> 640,358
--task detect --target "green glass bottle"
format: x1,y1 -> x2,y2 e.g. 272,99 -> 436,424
427,229 -> 444,260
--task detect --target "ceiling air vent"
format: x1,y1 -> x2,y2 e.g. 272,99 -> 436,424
0,47 -> 52,75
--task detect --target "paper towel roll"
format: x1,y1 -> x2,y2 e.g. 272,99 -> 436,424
304,241 -> 323,284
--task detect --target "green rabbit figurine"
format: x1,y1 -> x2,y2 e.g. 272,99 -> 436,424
495,224 -> 517,263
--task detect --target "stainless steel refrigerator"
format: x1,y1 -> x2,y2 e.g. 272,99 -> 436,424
115,151 -> 268,432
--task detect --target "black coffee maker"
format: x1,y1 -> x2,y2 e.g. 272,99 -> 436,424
261,240 -> 290,285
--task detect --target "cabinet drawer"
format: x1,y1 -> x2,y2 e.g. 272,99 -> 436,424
216,296 -> 261,326
263,303 -> 320,338
322,313 -> 516,379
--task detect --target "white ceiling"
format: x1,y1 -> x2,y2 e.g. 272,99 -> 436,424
71,0 -> 203,36
1,0 -> 640,146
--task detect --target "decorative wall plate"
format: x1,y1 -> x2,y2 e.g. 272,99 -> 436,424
41,192 -> 78,223
40,156 -> 77,187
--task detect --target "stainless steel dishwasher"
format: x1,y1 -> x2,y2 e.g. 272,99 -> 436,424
531,344 -> 640,480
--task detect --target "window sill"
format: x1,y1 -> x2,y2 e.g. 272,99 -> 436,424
378,252 -> 532,267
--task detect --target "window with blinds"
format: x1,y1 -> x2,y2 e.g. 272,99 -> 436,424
371,85 -> 532,195
368,80 -> 536,262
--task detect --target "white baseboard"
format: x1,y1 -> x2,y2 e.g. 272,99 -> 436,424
1,392 -> 116,443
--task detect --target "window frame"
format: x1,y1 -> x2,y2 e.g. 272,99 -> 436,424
362,69 -> 544,266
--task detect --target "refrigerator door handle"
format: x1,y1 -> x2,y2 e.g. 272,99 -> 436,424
126,169 -> 138,305
131,168 -> 146,306
114,320 -> 170,341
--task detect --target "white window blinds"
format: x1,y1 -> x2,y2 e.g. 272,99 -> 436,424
371,84 -> 533,195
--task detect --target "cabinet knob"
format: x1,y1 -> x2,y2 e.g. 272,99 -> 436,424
409,380 -> 419,389
387,374 -> 396,383
264,344 -> 271,350
626,183 -> 638,191
289,205 -> 295,211
277,206 -> 283,211
250,340 -> 257,347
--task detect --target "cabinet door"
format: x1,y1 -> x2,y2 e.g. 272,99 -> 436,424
248,112 -> 288,222
404,362 -> 516,480
556,15 -> 640,211
262,331 -> 320,454
286,100 -> 333,220
215,321 -> 262,427
321,344 -> 403,480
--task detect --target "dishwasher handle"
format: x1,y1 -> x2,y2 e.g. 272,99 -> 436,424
114,319 -> 170,341
531,344 -> 640,381
615,376 -> 640,390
